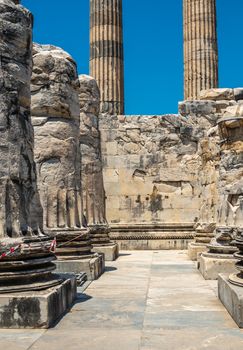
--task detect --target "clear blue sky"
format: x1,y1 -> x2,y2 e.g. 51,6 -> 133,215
22,0 -> 243,115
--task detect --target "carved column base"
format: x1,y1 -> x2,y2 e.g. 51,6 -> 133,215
228,228 -> 243,287
0,236 -> 62,293
89,224 -> 119,261
0,274 -> 76,328
89,225 -> 112,245
48,228 -> 93,259
207,227 -> 237,255
47,229 -> 105,280
188,223 -> 216,261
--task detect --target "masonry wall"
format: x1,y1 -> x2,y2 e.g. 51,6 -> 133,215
99,114 -> 201,227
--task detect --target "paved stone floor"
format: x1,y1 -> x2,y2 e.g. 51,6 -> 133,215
1,250 -> 243,350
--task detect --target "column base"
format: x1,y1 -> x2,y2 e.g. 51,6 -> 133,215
188,242 -> 208,261
92,243 -> 119,261
0,274 -> 76,329
218,273 -> 243,328
198,253 -> 237,280
54,254 -> 105,280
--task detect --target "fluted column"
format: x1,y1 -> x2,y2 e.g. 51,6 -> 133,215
90,0 -> 124,115
183,0 -> 218,100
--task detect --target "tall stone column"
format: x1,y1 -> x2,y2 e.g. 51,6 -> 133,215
90,0 -> 124,115
183,0 -> 218,100
79,75 -> 119,261
31,44 -> 104,281
0,0 -> 76,328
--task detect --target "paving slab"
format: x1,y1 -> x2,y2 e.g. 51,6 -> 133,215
0,250 -> 243,349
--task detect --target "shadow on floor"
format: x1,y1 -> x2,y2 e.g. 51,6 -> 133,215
105,266 -> 117,272
118,253 -> 132,257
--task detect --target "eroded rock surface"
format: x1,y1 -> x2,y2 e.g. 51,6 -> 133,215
31,44 -> 92,257
0,0 -> 60,292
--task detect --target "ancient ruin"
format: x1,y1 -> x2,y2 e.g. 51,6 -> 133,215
0,0 -> 243,343
79,74 -> 119,260
218,111 -> 243,327
31,44 -> 104,280
0,0 -> 76,328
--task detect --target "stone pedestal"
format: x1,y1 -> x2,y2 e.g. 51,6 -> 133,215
54,254 -> 104,281
188,224 -> 215,261
218,274 -> 243,328
199,253 -> 237,280
0,274 -> 76,329
198,227 -> 237,279
92,243 -> 119,262
188,243 -> 208,261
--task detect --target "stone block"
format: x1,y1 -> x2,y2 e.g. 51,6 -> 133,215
54,254 -> 105,281
103,168 -> 119,183
0,275 -> 76,329
199,88 -> 234,101
199,253 -> 237,280
92,243 -> 119,261
188,243 -> 208,261
218,273 -> 243,328
115,238 -> 192,250
104,182 -> 121,195
234,88 -> 243,101
105,141 -> 118,155
179,100 -> 216,116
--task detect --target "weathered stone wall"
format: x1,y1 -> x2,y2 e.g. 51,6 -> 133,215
100,114 -> 201,227
100,88 -> 243,249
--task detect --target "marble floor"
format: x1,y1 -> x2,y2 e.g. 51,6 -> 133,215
1,250 -> 243,350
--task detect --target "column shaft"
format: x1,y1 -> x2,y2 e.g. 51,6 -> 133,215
183,0 -> 218,100
90,0 -> 124,114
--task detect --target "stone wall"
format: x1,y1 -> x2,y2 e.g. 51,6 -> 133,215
99,114 -> 202,249
100,114 -> 201,224
100,88 -> 243,249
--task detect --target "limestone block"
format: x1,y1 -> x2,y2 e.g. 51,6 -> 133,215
105,182 -> 122,196
159,169 -> 194,182
106,197 -> 120,209
92,243 -> 119,261
234,88 -> 243,101
105,141 -> 118,155
0,275 -> 76,328
103,169 -> 120,183
54,255 -> 105,281
179,101 -> 217,117
218,274 -> 243,328
199,88 -> 234,101
100,129 -> 117,142
224,103 -> 243,117
105,155 -> 127,169
188,243 -> 208,261
199,254 -> 237,280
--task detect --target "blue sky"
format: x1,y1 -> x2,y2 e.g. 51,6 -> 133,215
22,0 -> 243,115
